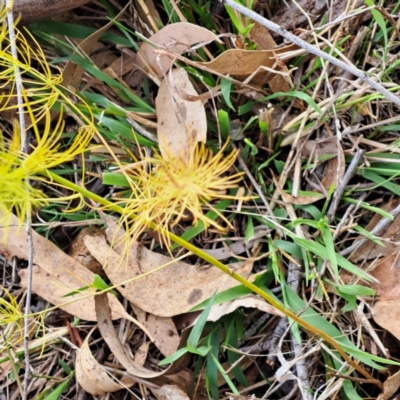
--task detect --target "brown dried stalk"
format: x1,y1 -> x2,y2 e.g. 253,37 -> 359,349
13,0 -> 91,23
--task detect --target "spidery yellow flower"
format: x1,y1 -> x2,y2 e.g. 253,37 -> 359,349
113,142 -> 249,248
0,108 -> 93,236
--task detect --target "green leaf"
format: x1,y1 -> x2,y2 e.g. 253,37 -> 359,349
293,237 -> 372,281
352,225 -> 385,247
58,358 -> 72,375
221,78 -> 235,111
284,284 -> 400,368
365,0 -> 388,57
103,173 -> 131,187
188,293 -> 217,349
40,373 -> 75,400
360,170 -> 400,196
226,320 -> 250,387
321,223 -> 338,280
245,216 -> 254,242
158,347 -> 188,366
63,286 -> 90,297
259,91 -> 322,114
190,270 -> 273,311
337,284 -> 375,297
191,346 -> 211,357
206,327 -> 220,400
218,109 -> 230,139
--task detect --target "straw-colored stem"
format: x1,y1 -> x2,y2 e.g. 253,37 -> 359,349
43,170 -> 374,379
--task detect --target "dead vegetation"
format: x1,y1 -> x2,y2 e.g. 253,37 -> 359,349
2,0 -> 400,399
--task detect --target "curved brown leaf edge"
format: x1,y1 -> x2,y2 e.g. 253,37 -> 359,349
0,212 -> 152,338
371,253 -> 400,342
136,22 -> 221,78
13,0 -> 91,23
77,292 -> 281,396
75,293 -> 192,396
83,215 -> 254,317
156,68 -> 207,162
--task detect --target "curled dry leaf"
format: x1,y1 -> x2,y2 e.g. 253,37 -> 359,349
136,22 -> 220,78
249,22 -> 300,104
84,232 -> 253,317
370,252 -> 400,341
377,369 -> 400,400
350,198 -> 400,263
156,68 -> 207,161
0,212 -> 150,335
95,294 -> 192,391
76,328 -> 137,396
197,44 -> 297,84
202,294 -> 285,322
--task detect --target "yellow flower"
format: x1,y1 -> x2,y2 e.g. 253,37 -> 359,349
0,288 -> 25,351
0,108 -> 93,235
113,142 -> 248,247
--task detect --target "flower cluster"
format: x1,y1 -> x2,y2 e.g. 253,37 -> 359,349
113,142 -> 246,247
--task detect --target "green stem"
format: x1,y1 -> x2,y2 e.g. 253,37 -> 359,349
44,170 -> 373,379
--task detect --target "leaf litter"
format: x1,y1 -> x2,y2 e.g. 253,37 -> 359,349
4,0 -> 400,399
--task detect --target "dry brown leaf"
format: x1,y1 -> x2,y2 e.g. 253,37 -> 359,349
84,216 -> 253,317
68,226 -> 106,277
370,253 -> 400,341
203,294 -> 284,322
156,68 -> 206,161
198,45 -> 297,84
136,22 -> 220,78
350,198 -> 400,262
249,22 -> 299,102
76,328 -> 137,396
95,294 -> 192,391
133,340 -> 151,366
131,303 -> 180,357
377,369 -> 400,400
249,22 -> 277,50
95,294 -> 168,379
152,385 -> 191,400
0,212 -> 151,336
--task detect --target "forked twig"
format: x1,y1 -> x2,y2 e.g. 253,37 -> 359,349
222,0 -> 400,108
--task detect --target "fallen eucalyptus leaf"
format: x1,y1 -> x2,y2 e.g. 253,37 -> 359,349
136,22 -> 220,78
156,68 -> 206,161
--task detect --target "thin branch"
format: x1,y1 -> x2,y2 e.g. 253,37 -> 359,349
6,3 -> 32,398
222,0 -> 400,108
6,0 -> 26,147
340,202 -> 400,256
127,118 -> 158,143
327,149 -> 364,223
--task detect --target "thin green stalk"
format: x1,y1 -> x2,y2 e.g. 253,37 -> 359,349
44,170 -> 374,379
